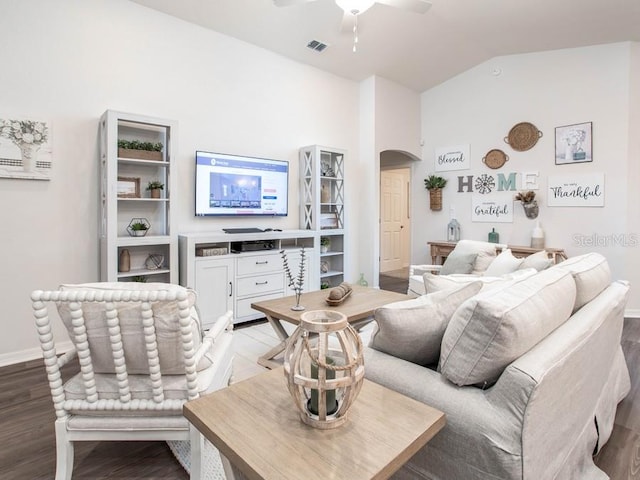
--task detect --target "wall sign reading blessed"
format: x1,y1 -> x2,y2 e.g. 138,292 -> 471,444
434,144 -> 470,172
547,173 -> 604,207
471,192 -> 514,223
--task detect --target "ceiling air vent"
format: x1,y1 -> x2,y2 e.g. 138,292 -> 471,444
306,40 -> 328,52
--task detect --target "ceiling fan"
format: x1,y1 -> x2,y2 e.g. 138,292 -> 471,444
273,0 -> 432,34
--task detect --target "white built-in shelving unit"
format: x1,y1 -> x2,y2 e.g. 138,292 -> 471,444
99,110 -> 178,283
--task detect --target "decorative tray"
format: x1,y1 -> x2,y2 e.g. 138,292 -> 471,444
325,289 -> 353,306
482,149 -> 509,169
504,122 -> 543,151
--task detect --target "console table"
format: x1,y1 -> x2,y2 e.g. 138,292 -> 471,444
427,241 -> 567,265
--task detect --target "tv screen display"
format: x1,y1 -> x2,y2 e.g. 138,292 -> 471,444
195,151 -> 289,216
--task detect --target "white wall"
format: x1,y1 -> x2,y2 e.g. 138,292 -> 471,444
0,0 -> 361,364
415,42 -> 640,311
357,76 -> 422,287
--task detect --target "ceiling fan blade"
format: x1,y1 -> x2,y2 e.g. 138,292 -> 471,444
340,11 -> 356,33
376,0 -> 432,14
273,0 -> 317,7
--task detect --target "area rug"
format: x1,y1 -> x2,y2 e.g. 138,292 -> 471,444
167,440 -> 226,480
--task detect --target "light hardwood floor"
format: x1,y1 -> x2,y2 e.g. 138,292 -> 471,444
1,277 -> 638,479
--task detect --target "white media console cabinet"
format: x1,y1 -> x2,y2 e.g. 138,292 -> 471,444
178,230 -> 318,327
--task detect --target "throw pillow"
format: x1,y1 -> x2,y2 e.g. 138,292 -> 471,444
484,249 -> 524,276
451,240 -> 500,274
519,250 -> 553,272
552,252 -> 611,311
57,282 -> 210,374
369,282 -> 482,366
439,268 -> 576,387
440,252 -> 478,275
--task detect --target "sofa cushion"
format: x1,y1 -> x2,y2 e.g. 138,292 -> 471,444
423,268 -> 537,294
553,253 -> 611,311
484,249 -> 523,276
519,250 -> 553,271
448,240 -> 501,274
57,282 -> 210,374
369,282 -> 482,366
439,252 -> 478,275
439,268 -> 576,387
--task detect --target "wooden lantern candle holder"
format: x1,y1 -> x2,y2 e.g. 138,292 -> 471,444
283,310 -> 364,429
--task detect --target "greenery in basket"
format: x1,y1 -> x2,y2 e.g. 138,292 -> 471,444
320,236 -> 331,247
130,221 -> 149,231
131,276 -> 148,283
515,190 -> 536,204
146,180 -> 164,191
424,175 -> 447,190
118,139 -> 164,152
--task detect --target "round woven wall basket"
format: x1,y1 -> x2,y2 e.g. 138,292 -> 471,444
429,188 -> 443,211
482,149 -> 509,169
504,122 -> 543,151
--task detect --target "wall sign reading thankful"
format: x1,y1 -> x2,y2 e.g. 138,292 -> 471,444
547,173 -> 605,207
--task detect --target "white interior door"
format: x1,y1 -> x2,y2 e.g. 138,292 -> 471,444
380,168 -> 410,272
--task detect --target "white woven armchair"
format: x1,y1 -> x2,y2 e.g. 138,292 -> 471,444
31,283 -> 234,480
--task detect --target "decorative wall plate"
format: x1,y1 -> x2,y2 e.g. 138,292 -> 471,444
482,149 -> 509,169
504,122 -> 543,151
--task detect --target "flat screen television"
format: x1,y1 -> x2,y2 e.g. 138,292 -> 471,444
195,150 -> 289,216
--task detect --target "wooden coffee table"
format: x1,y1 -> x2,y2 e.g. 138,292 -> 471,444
251,286 -> 412,368
184,367 -> 445,480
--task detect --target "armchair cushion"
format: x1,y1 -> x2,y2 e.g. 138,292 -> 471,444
57,282 -> 211,375
369,282 -> 482,366
483,248 -> 523,276
440,268 -> 576,387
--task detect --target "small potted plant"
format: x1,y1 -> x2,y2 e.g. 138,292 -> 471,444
424,175 -> 447,211
320,236 -> 331,253
126,217 -> 150,237
117,139 -> 164,161
146,180 -> 164,199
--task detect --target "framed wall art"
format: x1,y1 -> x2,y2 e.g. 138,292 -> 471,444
117,176 -> 140,198
555,122 -> 592,165
0,116 -> 52,180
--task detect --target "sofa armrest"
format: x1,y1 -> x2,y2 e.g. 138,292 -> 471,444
194,310 -> 233,367
409,264 -> 442,276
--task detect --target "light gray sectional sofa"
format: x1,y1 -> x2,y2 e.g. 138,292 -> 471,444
365,253 -> 630,479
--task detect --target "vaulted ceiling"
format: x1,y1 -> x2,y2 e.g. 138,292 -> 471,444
130,0 -> 640,92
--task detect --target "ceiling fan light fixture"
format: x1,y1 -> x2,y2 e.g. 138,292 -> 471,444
335,0 -> 375,15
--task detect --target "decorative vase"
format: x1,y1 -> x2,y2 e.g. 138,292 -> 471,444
150,188 -> 161,199
429,188 -> 442,211
283,310 -> 364,429
488,228 -> 499,244
358,273 -> 368,287
118,249 -> 130,273
18,143 -> 39,172
531,222 -> 545,249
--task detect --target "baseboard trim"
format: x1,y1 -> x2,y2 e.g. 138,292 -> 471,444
0,340 -> 74,368
625,309 -> 640,319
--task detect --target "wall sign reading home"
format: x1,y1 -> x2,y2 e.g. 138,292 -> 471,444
471,192 -> 514,223
434,144 -> 470,172
548,173 -> 604,207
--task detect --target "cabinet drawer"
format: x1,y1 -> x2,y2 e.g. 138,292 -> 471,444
236,254 -> 282,276
236,273 -> 284,297
236,292 -> 284,319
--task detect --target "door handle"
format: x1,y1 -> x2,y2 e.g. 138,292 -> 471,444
229,282 -> 233,297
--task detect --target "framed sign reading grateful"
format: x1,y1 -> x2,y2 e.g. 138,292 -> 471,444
471,192 -> 514,223
555,122 -> 592,165
434,144 -> 470,172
